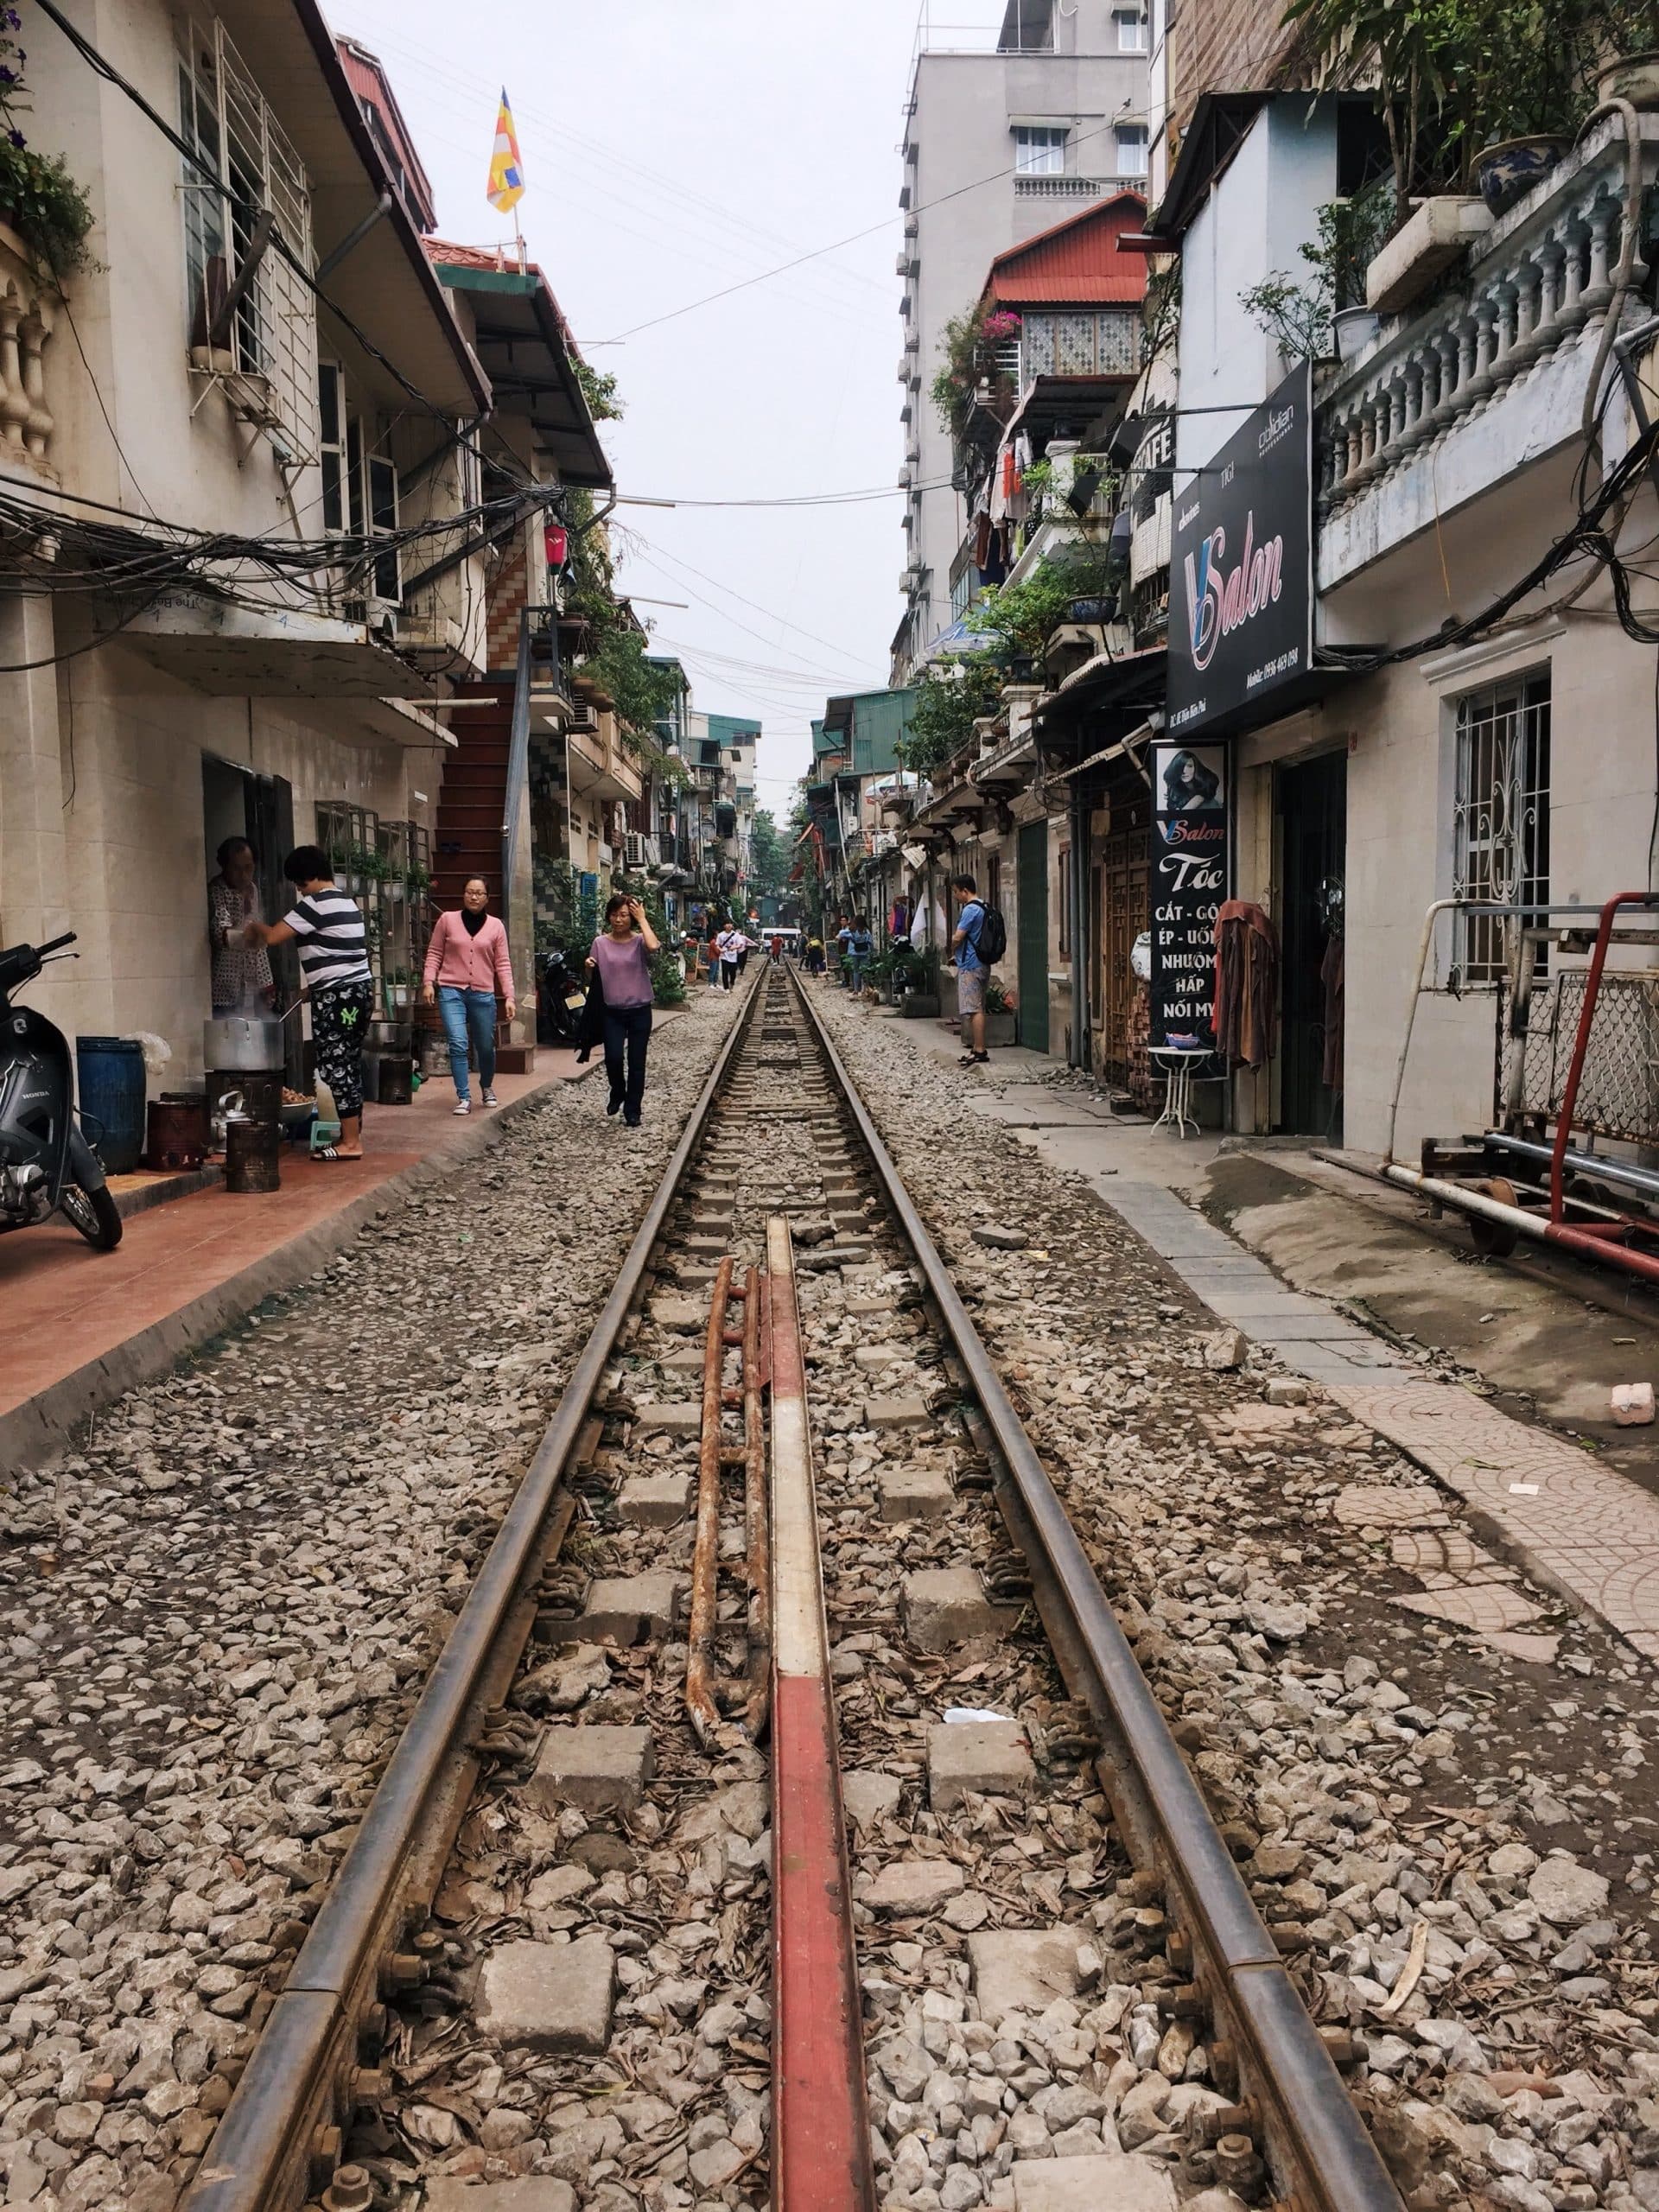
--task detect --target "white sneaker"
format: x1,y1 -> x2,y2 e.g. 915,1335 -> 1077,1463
481,1089 -> 499,1106
453,1100 -> 471,1115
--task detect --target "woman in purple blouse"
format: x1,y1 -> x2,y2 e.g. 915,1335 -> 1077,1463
587,893 -> 659,1127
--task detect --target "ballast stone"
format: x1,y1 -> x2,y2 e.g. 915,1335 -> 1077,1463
904,1567 -> 1014,1651
577,1571 -> 690,1644
863,1860 -> 968,1914
525,1726 -> 653,1815
474,1936 -> 615,2054
928,1719 -> 1034,1811
424,2185 -> 578,2212
968,1927 -> 1091,2019
1013,2156 -> 1179,2212
879,1465 -> 955,1522
842,1770 -> 903,1829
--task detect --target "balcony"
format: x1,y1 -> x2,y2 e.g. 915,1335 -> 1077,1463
0,222 -> 55,480
1014,174 -> 1140,202
1317,114 -> 1656,592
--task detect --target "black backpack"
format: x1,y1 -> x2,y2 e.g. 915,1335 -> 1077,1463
970,902 -> 1007,966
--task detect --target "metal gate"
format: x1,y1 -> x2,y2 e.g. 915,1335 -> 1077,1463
1017,821 -> 1049,1054
1096,825 -> 1148,1084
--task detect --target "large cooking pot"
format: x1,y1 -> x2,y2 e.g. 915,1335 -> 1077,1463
203,1014 -> 286,1072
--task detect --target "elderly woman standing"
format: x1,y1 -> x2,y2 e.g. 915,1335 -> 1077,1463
423,876 -> 517,1115
207,836 -> 274,1017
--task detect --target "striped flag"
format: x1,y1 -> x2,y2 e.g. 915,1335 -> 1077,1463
486,90 -> 525,213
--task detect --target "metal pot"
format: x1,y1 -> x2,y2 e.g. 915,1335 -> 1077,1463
204,1014 -> 286,1072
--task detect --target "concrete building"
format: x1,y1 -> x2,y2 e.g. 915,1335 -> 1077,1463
0,4 -> 605,1099
893,0 -> 1148,678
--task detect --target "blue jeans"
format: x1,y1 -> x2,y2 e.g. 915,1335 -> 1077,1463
437,985 -> 497,1102
603,1004 -> 652,1124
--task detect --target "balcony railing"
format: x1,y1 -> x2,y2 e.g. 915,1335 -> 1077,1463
0,223 -> 55,478
1014,174 -> 1141,200
1317,115 -> 1656,589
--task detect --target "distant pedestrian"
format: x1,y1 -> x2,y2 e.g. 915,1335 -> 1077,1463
715,924 -> 743,991
835,915 -> 854,988
768,933 -> 784,963
735,927 -> 753,976
950,873 -> 990,1067
242,847 -> 373,1161
423,877 -> 516,1115
587,894 -> 658,1127
849,919 -> 873,995
805,932 -> 825,975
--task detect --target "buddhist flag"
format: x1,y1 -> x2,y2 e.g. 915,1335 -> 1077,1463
487,90 -> 525,214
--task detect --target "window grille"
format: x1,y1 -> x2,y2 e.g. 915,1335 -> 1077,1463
1021,310 -> 1138,378
1452,671 -> 1551,986
179,16 -> 318,463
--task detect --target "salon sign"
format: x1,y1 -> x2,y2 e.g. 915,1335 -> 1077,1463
1166,364 -> 1312,738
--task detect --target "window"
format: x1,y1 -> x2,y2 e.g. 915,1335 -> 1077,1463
1452,671 -> 1551,986
1014,126 -> 1068,176
178,16 -> 317,459
318,365 -> 402,603
1114,10 -> 1149,48
1115,124 -> 1149,176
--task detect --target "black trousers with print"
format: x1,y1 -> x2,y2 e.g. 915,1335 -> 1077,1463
312,978 -> 376,1120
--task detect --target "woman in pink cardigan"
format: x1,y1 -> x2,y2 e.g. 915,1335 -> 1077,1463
423,877 -> 517,1114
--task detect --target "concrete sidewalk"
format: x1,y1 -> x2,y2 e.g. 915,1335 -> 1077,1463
861,1003 -> 1659,1665
0,1039 -> 615,1471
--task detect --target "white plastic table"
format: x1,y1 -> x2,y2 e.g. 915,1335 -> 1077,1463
1149,1046 -> 1219,1137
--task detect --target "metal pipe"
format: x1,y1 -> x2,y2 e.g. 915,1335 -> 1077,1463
1481,1128 -> 1659,1205
1383,899 -> 1456,1166
1383,1160 -> 1659,1286
687,1255 -> 736,1749
315,190 -> 395,283
741,1260 -> 772,1738
184,967 -> 769,2212
787,970 -> 1402,2212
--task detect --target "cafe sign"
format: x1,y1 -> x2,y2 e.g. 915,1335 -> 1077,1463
1166,364 -> 1312,738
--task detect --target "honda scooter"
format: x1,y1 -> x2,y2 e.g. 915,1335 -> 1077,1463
536,943 -> 588,1047
0,932 -> 123,1250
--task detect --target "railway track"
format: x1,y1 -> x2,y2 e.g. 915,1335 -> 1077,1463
181,963 -> 1404,2212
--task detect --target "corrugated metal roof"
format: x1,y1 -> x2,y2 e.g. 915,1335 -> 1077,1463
986,194 -> 1149,307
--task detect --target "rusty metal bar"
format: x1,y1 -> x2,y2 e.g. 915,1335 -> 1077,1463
687,1255 -> 736,1749
741,1261 -> 771,1738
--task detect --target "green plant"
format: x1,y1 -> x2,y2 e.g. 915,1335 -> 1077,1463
575,359 -> 623,423
971,556 -> 1116,662
985,976 -> 1013,1015
930,303 -> 1022,440
534,855 -> 582,955
897,661 -> 1004,782
0,143 -> 97,280
1141,259 -> 1181,365
563,488 -> 682,742
748,809 -> 790,900
1239,183 -> 1395,359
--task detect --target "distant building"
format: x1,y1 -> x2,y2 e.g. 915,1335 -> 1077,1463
894,0 -> 1148,678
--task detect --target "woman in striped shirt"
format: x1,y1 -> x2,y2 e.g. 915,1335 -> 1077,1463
245,844 -> 375,1161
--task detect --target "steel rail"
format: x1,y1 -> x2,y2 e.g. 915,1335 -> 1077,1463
182,967 -> 769,2212
787,969 -> 1404,2212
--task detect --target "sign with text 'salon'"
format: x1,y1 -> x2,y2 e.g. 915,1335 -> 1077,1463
1166,363 -> 1313,738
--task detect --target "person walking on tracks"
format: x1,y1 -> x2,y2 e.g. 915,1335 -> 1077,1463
715,922 -> 743,993
244,847 -> 374,1160
588,893 -> 658,1127
423,876 -> 516,1115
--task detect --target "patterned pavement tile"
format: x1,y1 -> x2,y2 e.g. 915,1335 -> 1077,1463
1479,1630 -> 1562,1665
1391,1583 -> 1545,1632
1331,1484 -> 1449,1529
1335,1378 -> 1659,1653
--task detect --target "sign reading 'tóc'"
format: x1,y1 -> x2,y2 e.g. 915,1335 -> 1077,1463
1166,364 -> 1312,738
1149,742 -> 1230,1052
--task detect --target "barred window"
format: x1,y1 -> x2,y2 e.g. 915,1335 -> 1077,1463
179,16 -> 318,462
1452,671 -> 1550,986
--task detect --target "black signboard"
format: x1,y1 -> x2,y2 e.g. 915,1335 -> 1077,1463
1149,741 -> 1230,1050
1166,364 -> 1312,738
1127,407 -> 1173,528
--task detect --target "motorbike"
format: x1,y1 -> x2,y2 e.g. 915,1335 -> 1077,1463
0,932 -> 123,1251
536,943 -> 588,1047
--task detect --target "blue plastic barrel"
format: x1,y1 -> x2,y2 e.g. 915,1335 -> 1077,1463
75,1036 -> 146,1173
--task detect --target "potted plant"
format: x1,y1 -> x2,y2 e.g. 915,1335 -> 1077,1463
984,976 -> 1018,1048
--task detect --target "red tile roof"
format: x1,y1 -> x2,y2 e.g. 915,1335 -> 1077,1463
984,193 -> 1149,307
424,237 -> 587,363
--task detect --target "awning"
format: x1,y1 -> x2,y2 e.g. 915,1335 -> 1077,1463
1033,644 -> 1167,737
430,259 -> 612,489
104,590 -> 439,702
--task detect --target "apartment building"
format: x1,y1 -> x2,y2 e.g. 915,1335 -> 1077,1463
893,0 -> 1148,677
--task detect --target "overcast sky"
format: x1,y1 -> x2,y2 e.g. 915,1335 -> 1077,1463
327,0 -> 1010,817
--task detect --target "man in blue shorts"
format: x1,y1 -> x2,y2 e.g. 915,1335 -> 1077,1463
950,873 -> 988,1066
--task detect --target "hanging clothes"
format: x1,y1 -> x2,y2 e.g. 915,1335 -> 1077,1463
1320,935 -> 1345,1091
973,509 -> 994,570
1211,901 -> 1280,1069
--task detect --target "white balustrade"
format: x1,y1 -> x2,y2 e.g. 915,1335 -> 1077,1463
1316,118 -> 1652,526
0,223 -> 54,477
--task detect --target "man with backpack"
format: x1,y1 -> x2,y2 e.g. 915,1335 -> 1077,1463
950,873 -> 1007,1066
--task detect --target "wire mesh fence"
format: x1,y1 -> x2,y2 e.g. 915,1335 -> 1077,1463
1500,966 -> 1659,1145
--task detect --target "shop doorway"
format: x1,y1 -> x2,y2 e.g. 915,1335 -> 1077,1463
1276,751 -> 1346,1138
1016,820 -> 1048,1053
1096,820 -> 1149,1085
201,755 -> 301,1072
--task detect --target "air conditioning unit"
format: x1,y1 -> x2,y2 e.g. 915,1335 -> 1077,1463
624,831 -> 650,868
899,464 -> 913,489
896,251 -> 918,277
344,594 -> 400,645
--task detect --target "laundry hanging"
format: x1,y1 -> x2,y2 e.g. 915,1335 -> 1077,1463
1211,900 -> 1280,1068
